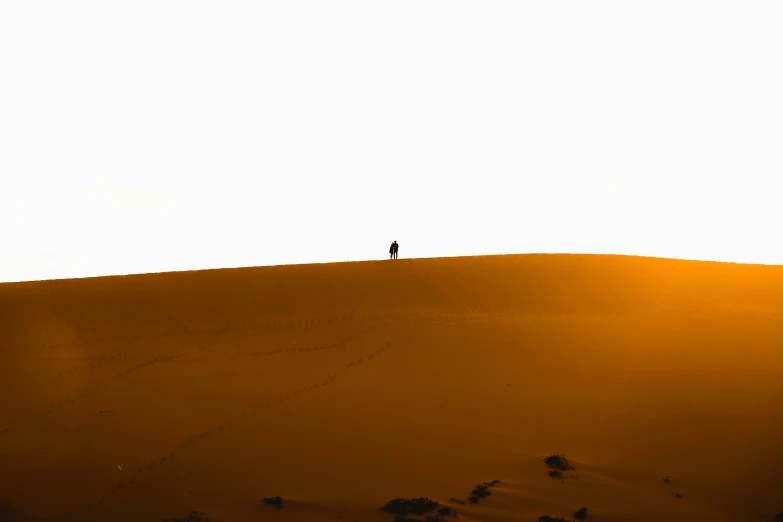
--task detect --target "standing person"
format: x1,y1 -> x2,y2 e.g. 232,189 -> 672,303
389,241 -> 395,259
392,240 -> 399,259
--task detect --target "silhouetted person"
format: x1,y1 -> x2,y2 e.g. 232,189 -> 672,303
389,240 -> 398,259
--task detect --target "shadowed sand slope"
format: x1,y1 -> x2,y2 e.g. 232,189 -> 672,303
1,254 -> 781,522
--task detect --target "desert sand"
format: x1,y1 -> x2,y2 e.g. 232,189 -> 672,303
1,254 -> 781,522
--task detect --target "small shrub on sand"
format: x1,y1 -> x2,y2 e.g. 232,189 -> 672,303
538,517 -> 569,522
163,511 -> 210,522
471,484 -> 491,500
467,480 -> 500,504
381,498 -> 439,516
544,455 -> 572,471
263,496 -> 283,508
548,470 -> 563,479
663,475 -> 671,483
574,506 -> 588,520
672,492 -> 682,499
448,497 -> 466,505
437,506 -> 457,516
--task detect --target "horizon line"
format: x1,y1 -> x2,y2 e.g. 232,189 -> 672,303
2,252 -> 780,286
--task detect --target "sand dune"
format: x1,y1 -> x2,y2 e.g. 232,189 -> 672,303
1,254 -> 781,522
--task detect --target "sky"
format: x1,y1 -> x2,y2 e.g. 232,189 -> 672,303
1,1 -> 781,282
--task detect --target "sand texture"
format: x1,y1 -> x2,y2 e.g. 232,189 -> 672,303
1,254 -> 781,522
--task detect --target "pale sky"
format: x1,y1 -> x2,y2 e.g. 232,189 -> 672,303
1,2 -> 781,282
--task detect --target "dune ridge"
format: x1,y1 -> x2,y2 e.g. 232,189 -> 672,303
1,254 -> 781,522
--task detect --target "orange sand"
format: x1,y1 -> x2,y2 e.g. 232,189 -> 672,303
1,254 -> 781,522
